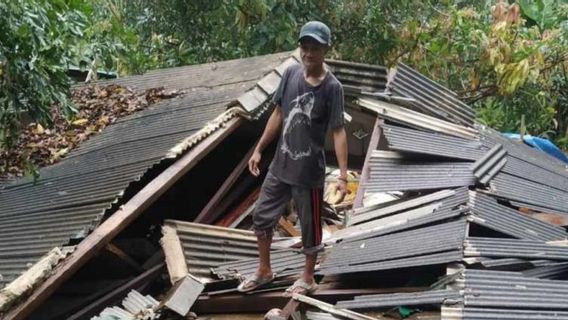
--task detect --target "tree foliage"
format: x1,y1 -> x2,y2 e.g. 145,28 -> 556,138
0,0 -> 85,150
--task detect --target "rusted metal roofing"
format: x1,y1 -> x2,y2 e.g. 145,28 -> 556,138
0,52 -> 290,289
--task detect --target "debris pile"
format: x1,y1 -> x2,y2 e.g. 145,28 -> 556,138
1,84 -> 182,179
1,53 -> 567,320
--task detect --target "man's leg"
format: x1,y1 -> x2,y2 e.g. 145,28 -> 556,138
292,187 -> 323,287
257,230 -> 273,278
239,172 -> 290,291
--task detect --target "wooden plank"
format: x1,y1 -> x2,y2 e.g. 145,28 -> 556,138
216,187 -> 260,228
292,294 -> 375,320
105,243 -> 144,272
195,142 -> 256,224
66,263 -> 164,320
279,298 -> 301,319
4,117 -> 243,320
279,217 -> 300,237
160,226 -> 189,284
353,118 -> 382,209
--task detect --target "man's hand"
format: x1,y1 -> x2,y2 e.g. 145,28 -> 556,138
334,177 -> 348,202
248,150 -> 262,176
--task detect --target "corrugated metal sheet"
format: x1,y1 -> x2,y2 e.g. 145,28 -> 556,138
164,220 -> 261,280
442,306 -> 568,320
367,151 -> 475,192
502,156 -> 568,192
357,98 -> 478,140
334,188 -> 469,243
326,59 -> 387,96
457,269 -> 568,310
464,237 -> 568,260
347,188 -> 459,226
468,191 -> 567,241
381,123 -> 485,160
472,258 -> 552,270
509,200 -> 568,216
489,173 -> 568,213
320,219 -> 466,275
335,289 -> 461,310
0,52 -> 289,289
480,126 -> 568,178
522,261 -> 568,279
212,249 -> 307,280
470,144 -> 507,184
91,290 -> 160,320
319,250 -> 463,276
389,63 -> 475,126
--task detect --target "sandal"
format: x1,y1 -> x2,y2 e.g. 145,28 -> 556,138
237,273 -> 276,293
283,278 -> 318,297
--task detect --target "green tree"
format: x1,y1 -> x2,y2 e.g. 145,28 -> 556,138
0,0 -> 86,150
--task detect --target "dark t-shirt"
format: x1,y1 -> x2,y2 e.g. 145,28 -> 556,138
269,64 -> 345,188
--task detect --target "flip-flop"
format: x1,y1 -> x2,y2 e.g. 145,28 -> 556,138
283,278 -> 318,297
237,273 -> 276,293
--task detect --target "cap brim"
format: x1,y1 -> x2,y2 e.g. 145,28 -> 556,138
299,33 -> 328,45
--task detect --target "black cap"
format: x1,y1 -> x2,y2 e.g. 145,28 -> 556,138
299,21 -> 331,45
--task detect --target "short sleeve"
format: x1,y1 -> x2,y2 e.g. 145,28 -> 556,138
272,66 -> 292,106
328,82 -> 345,129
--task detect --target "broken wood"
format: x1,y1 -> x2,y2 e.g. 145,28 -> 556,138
279,298 -> 301,320
105,243 -> 144,272
292,293 -> 376,320
159,274 -> 204,316
353,118 -> 382,209
160,225 -> 189,284
4,116 -> 243,320
195,142 -> 257,224
279,217 -> 301,237
216,187 -> 260,228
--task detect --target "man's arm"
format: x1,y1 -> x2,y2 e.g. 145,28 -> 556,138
333,126 -> 348,195
248,106 -> 283,176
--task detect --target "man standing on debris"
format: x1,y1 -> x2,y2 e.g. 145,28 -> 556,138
238,21 -> 348,296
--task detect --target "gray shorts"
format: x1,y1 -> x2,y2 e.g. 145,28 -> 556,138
253,171 -> 324,255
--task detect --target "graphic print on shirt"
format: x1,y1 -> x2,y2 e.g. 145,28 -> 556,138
281,92 -> 315,160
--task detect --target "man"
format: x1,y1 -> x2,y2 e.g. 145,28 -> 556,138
238,21 -> 348,296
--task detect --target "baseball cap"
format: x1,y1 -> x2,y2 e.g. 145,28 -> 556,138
298,21 -> 331,45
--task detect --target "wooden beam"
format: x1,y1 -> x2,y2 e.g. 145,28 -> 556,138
278,298 -> 301,320
195,142 -> 256,224
105,243 -> 144,272
216,187 -> 260,228
278,217 -> 300,237
353,118 -> 382,209
5,117 -> 243,320
160,225 -> 189,284
66,263 -> 164,320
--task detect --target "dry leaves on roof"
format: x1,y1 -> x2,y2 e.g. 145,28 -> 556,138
0,84 -> 183,181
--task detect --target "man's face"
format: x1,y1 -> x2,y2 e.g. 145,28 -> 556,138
299,37 -> 327,69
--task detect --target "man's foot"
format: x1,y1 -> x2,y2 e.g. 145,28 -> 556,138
283,278 -> 318,297
237,272 -> 275,293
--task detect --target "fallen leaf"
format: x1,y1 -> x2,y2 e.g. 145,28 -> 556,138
72,118 -> 89,126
